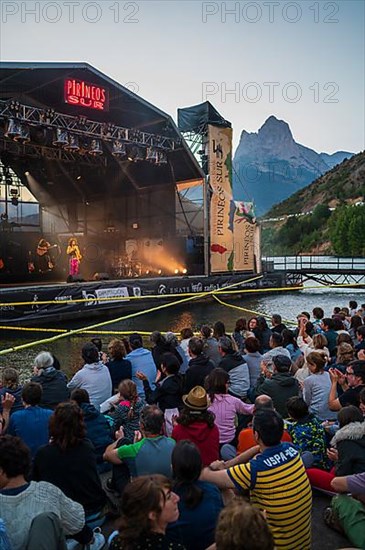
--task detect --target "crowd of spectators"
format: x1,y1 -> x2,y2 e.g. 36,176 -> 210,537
0,300 -> 365,549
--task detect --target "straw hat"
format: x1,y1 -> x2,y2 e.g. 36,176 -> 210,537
182,386 -> 209,411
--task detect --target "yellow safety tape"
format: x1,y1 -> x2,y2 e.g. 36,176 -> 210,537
0,281 -> 363,308
212,295 -> 297,326
0,275 -> 262,355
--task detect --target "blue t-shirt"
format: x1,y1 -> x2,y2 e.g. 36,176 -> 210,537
8,406 -> 53,458
167,480 -> 224,550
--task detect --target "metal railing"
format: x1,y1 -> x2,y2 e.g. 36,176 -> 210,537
262,256 -> 365,272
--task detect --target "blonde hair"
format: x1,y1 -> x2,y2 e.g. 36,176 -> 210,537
312,333 -> 328,349
108,338 -> 126,360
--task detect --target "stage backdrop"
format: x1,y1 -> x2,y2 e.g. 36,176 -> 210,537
208,125 -> 257,273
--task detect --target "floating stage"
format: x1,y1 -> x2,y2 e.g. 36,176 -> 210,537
0,271 -> 290,326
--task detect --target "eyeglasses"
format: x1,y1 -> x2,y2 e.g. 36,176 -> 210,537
345,371 -> 355,376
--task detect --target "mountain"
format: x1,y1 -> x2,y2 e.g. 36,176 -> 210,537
265,151 -> 365,218
233,116 -> 354,215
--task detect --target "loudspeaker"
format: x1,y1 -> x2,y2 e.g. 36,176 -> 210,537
66,275 -> 85,283
92,272 -> 110,281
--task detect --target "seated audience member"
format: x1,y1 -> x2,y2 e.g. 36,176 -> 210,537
206,368 -> 254,448
165,332 -> 187,373
286,396 -> 329,469
184,337 -> 215,393
217,336 -> 250,399
106,338 -> 132,391
349,314 -> 363,344
137,352 -> 183,412
90,337 -> 107,363
7,382 -> 53,459
325,472 -> 365,549
271,313 -> 287,335
109,475 -> 183,550
70,388 -> 113,472
260,332 -> 291,369
172,386 -> 219,466
255,316 -> 272,354
242,336 -> 263,390
201,409 -> 312,550
150,332 -> 183,371
109,380 -> 146,443
167,440 -> 224,550
180,327 -> 194,364
31,351 -> 70,409
355,326 -> 365,354
33,402 -> 107,546
360,387 -> 365,416
255,355 -> 299,418
110,379 -> 144,443
231,318 -> 249,354
328,359 -> 365,411
126,333 -> 157,399
213,321 -> 230,342
104,405 -> 175,494
236,395 -> 292,454
0,368 -> 23,414
212,497 -> 274,550
321,318 -> 338,356
0,393 -> 15,434
312,307 -> 324,332
201,325 -> 221,367
67,342 -> 112,410
282,329 -> 303,362
303,351 -> 337,421
331,342 -> 355,373
0,435 -> 85,550
307,405 -> 365,493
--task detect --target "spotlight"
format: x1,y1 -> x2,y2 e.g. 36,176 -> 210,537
5,118 -> 22,140
182,268 -> 187,274
8,100 -> 20,113
146,147 -> 159,164
127,145 -> 146,162
89,139 -> 103,156
158,269 -> 162,275
13,123 -> 30,144
76,175 -> 82,180
145,270 -> 150,275
64,134 -> 80,151
112,140 -> 127,159
25,171 -> 30,176
53,128 -> 69,147
174,269 -> 179,275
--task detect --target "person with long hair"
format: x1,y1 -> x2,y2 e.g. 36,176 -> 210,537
66,237 -> 82,276
109,475 -> 183,550
303,351 -> 337,421
137,352 -> 183,412
167,441 -> 224,550
206,368 -> 254,449
106,338 -> 132,391
33,402 -> 106,549
110,379 -> 145,442
171,386 -> 219,466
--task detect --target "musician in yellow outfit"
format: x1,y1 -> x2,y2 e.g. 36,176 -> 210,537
66,238 -> 82,276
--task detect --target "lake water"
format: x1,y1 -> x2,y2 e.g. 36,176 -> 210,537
1,282 -> 364,380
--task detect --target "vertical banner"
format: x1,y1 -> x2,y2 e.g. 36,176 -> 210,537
209,125 -> 234,273
254,225 -> 262,273
232,201 -> 256,272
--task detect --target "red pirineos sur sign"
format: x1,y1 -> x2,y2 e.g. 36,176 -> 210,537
64,78 -> 109,111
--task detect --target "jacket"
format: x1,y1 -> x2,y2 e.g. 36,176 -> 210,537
31,368 -> 70,410
143,374 -> 183,412
0,385 -> 23,414
127,347 -> 157,398
106,358 -> 132,391
218,352 -> 250,398
79,402 -> 113,463
67,362 -> 112,411
331,421 -> 365,476
256,372 -> 300,417
172,421 -> 219,466
184,355 -> 215,393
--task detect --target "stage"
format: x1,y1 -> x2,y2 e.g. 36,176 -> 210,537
0,271 -> 288,326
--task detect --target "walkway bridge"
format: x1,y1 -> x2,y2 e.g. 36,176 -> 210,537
262,256 -> 365,287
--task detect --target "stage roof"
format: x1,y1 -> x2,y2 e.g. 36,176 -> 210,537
0,62 -> 204,200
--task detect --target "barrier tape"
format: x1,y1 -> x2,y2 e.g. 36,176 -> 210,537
0,275 -> 263,356
0,281 -> 363,308
212,295 -> 297,326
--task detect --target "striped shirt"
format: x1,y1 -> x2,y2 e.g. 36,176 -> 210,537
227,442 -> 312,550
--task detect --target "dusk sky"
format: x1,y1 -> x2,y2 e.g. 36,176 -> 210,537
1,0 -> 364,153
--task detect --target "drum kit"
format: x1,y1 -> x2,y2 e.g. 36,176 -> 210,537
112,256 -> 142,278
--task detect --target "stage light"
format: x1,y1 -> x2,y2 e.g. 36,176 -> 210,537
8,100 -> 20,113
127,145 -> 145,162
64,134 -> 80,151
53,128 -> 69,147
13,123 -> 30,144
146,147 -> 159,164
25,171 -> 30,176
5,118 -> 22,140
158,151 -> 168,165
89,139 -> 103,156
182,268 -> 187,274
76,175 -> 82,180
112,140 -> 127,158
158,269 -> 162,275
174,269 -> 179,275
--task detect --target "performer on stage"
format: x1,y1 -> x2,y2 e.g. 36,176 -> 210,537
66,237 -> 82,276
36,238 -> 53,273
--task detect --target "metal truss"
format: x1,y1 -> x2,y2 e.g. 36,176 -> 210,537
301,273 -> 365,286
0,137 -> 106,166
0,100 -> 181,151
